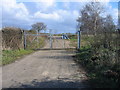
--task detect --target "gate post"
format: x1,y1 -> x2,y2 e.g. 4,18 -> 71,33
50,33 -> 52,49
23,30 -> 27,50
77,30 -> 81,49
49,29 -> 52,49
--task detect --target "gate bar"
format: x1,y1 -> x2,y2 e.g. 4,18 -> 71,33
25,34 -> 49,36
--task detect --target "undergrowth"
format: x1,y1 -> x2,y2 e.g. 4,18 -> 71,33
75,46 -> 120,88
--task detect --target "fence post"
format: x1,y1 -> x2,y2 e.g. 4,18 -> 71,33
23,30 -> 27,50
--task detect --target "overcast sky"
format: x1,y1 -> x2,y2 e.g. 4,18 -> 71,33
1,0 -> 119,33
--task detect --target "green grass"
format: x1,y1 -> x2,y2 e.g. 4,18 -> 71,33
1,49 -> 34,65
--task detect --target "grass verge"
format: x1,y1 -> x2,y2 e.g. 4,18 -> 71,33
1,49 -> 34,66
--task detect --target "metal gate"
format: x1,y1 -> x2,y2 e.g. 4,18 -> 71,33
23,31 -> 78,50
23,31 -> 50,50
50,34 -> 77,49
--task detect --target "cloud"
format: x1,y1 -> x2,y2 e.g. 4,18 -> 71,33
63,2 -> 70,9
34,11 -> 61,21
1,0 -> 31,28
35,0 -> 56,12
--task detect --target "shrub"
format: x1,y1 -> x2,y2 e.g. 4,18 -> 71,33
2,27 -> 22,50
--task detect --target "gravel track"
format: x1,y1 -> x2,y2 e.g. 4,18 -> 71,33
2,39 -> 89,88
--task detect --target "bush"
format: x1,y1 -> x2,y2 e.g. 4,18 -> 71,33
75,32 -> 120,88
2,27 -> 22,50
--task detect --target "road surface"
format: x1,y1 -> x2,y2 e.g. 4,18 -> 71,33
2,50 -> 89,88
2,39 -> 89,88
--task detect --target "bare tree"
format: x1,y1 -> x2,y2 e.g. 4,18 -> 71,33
102,15 -> 116,48
31,22 -> 47,44
77,2 -> 104,35
32,22 -> 47,34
